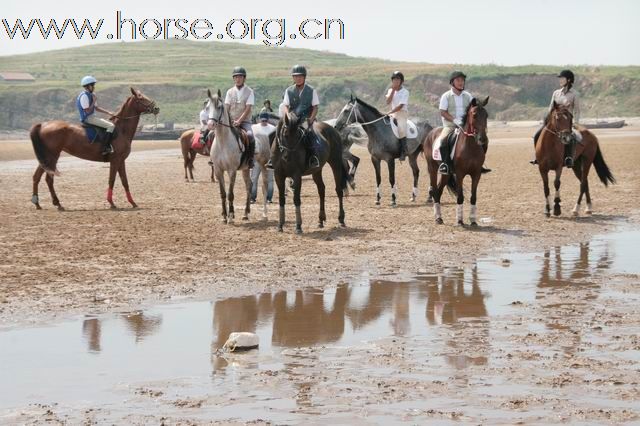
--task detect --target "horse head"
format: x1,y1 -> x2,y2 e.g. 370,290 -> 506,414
334,95 -> 359,130
464,96 -> 489,145
127,87 -> 160,115
206,89 -> 226,125
549,102 -> 573,143
276,112 -> 305,162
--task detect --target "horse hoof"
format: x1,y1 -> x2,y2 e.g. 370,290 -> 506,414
572,210 -> 579,217
57,205 -> 65,211
391,201 -> 397,208
585,210 -> 592,216
553,208 -> 561,217
110,205 -> 117,210
277,226 -> 283,232
470,221 -> 478,227
318,222 -> 324,229
131,203 -> 138,209
435,218 -> 444,225
295,228 -> 303,235
375,200 -> 380,206
340,222 -> 346,227
242,216 -> 249,221
457,220 -> 465,227
35,205 -> 42,210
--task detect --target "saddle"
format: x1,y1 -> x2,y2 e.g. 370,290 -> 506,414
81,123 -> 115,144
389,118 -> 419,139
432,128 -> 459,162
229,126 -> 251,168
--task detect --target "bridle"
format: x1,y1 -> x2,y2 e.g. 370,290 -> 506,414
340,100 -> 390,129
545,109 -> 573,141
276,119 -> 306,153
457,105 -> 487,146
111,95 -> 158,120
209,97 -> 247,152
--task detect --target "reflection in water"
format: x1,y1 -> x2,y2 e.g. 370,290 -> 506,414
81,312 -> 163,352
82,318 -> 101,353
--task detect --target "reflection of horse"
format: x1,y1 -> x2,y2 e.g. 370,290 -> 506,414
272,112 -> 347,233
423,97 -> 489,226
121,312 -> 162,343
335,96 -> 433,206
178,129 -> 215,182
535,103 -> 615,217
30,87 -> 159,210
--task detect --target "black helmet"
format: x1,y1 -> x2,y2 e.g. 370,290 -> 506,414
557,69 -> 575,83
259,111 -> 270,120
232,66 -> 247,77
291,64 -> 307,76
449,70 -> 467,84
391,71 -> 404,82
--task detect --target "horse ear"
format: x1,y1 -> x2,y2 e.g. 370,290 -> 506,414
482,96 -> 489,106
350,92 -> 354,103
471,98 -> 477,106
130,87 -> 137,96
217,89 -> 222,98
284,113 -> 289,125
207,89 -> 212,98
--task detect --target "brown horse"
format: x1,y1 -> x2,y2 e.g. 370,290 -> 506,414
423,97 -> 490,226
178,129 -> 215,182
535,103 -> 615,217
30,87 -> 159,210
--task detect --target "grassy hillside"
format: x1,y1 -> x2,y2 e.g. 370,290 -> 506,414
0,39 -> 638,130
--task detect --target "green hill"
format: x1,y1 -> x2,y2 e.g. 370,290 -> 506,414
1,39 -> 638,130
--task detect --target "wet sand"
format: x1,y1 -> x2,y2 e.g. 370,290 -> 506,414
0,125 -> 639,423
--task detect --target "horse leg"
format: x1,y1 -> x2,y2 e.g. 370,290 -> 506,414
539,167 -> 551,217
118,162 -> 137,208
433,175 -> 448,224
32,166 -> 45,210
553,170 -> 562,216
188,150 -> 196,182
372,157 -> 382,206
312,171 -> 326,228
183,152 -> 189,182
242,168 -> 251,221
292,175 -> 303,234
331,161 -> 346,227
228,171 -> 237,223
408,153 -> 419,202
582,159 -> 594,215
456,175 -> 465,226
107,161 -> 118,209
469,173 -> 480,227
45,173 -> 63,211
388,159 -> 397,207
217,171 -> 228,223
427,161 -> 437,204
276,172 -> 286,232
210,162 -> 215,183
350,153 -> 360,189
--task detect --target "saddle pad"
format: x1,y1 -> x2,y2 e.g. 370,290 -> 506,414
390,118 -> 418,139
191,130 -> 213,150
432,129 -> 459,161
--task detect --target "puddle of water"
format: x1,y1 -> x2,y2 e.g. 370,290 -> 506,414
0,229 -> 638,417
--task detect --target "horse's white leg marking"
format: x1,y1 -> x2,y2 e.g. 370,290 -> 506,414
434,202 -> 442,219
456,204 -> 463,223
572,203 -> 581,216
469,205 -> 478,223
585,202 -> 593,215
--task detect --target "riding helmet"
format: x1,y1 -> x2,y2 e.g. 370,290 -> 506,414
81,75 -> 97,87
557,69 -> 575,83
449,70 -> 467,84
291,64 -> 307,77
259,112 -> 270,120
232,66 -> 247,77
391,71 -> 405,82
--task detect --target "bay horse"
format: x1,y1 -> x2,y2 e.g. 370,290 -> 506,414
535,103 -> 615,217
272,112 -> 347,233
178,129 -> 215,182
207,89 -> 252,223
30,87 -> 159,210
423,97 -> 489,226
334,95 -> 432,206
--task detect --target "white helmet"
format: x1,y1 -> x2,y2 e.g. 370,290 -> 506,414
81,75 -> 97,87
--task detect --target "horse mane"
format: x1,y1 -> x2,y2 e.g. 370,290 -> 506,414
354,97 -> 384,117
461,98 -> 476,127
110,95 -> 135,125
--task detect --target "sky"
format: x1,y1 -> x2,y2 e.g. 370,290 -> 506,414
1,0 -> 639,65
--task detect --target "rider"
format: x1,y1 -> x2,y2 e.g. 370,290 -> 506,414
436,71 -> 491,175
530,69 -> 581,167
224,66 -> 256,168
281,64 -> 321,169
385,71 -> 410,161
198,99 -> 211,154
76,75 -> 115,155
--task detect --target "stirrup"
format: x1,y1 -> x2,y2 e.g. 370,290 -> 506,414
101,144 -> 113,155
438,163 -> 450,175
266,160 -> 273,169
529,159 -> 538,165
309,156 -> 320,169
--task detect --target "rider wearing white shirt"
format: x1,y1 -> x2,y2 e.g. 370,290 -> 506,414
385,71 -> 409,161
224,66 -> 256,168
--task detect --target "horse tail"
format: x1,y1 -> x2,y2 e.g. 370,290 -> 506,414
340,157 -> 349,191
593,144 -> 615,186
447,174 -> 457,195
30,123 -> 60,176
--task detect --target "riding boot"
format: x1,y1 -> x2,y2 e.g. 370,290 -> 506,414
306,131 -> 320,169
438,143 -> 451,175
398,137 -> 407,162
101,132 -> 114,156
564,142 -> 574,168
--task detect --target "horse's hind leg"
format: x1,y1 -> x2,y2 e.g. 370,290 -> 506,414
216,171 -> 228,223
188,150 -> 196,182
539,168 -> 551,217
32,166 -> 45,209
388,159 -> 397,207
469,174 -> 480,227
582,159 -> 594,215
456,175 -> 465,226
433,175 -> 448,224
312,171 -> 326,228
408,153 -> 419,202
427,160 -> 437,204
118,162 -> 138,208
45,173 -> 64,211
292,175 -> 303,234
242,168 -> 251,221
228,171 -> 237,222
372,157 -> 382,205
107,161 -> 118,209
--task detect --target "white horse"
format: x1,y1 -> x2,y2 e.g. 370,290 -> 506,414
207,89 -> 252,223
251,122 -> 276,221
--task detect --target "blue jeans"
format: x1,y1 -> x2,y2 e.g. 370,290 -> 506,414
251,166 -> 273,202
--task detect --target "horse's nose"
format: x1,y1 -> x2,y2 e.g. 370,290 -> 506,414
153,107 -> 160,114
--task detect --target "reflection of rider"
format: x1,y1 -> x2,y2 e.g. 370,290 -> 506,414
530,69 -> 581,168
436,71 -> 473,175
224,66 -> 256,168
384,71 -> 409,162
283,64 -> 321,169
76,75 -> 115,155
